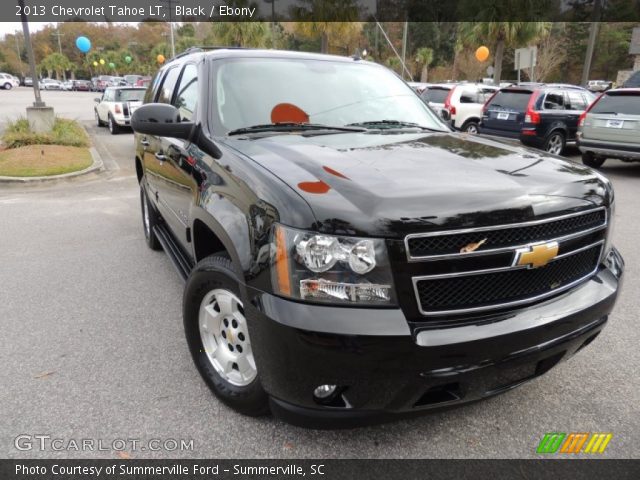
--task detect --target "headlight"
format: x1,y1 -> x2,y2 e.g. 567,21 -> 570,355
271,224 -> 396,306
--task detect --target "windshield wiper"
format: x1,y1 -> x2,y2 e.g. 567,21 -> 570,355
228,123 -> 365,136
346,120 -> 442,132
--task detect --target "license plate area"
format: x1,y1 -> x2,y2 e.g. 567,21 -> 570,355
606,119 -> 624,128
497,112 -> 510,120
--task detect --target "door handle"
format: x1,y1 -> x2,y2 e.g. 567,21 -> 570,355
141,138 -> 150,147
154,152 -> 166,162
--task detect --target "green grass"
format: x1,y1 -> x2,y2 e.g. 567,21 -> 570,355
0,145 -> 92,177
2,117 -> 90,149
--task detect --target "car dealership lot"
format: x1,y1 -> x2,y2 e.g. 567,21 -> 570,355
0,88 -> 638,458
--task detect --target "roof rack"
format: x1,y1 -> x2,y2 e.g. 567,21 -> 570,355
168,46 -> 250,62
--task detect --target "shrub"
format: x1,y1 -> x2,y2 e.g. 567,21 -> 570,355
2,117 -> 90,149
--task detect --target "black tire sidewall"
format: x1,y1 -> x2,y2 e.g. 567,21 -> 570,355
183,256 -> 269,416
108,115 -> 119,134
582,152 -> 605,169
462,120 -> 479,133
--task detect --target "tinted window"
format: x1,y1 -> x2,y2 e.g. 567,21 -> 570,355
566,92 -> 588,111
144,71 -> 162,104
459,88 -> 479,103
421,88 -> 450,103
157,66 -> 181,104
115,89 -> 146,102
174,64 -> 198,121
543,92 -> 565,110
590,93 -> 640,115
487,91 -> 531,111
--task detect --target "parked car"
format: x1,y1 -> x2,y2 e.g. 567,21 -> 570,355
62,80 -> 73,91
94,86 -> 146,134
135,76 -> 152,88
622,70 -> 640,88
479,85 -> 596,155
0,72 -> 19,90
94,75 -> 113,92
124,74 -> 143,86
72,79 -> 92,91
577,88 -> 640,168
130,48 -> 622,427
110,76 -> 126,87
587,80 -> 613,92
40,78 -> 62,90
419,83 -> 458,116
23,77 -> 33,87
439,83 -> 499,133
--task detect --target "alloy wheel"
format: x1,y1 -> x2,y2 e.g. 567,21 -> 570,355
198,289 -> 257,387
546,134 -> 563,155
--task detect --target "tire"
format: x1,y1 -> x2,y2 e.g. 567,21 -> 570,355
581,152 -> 606,169
140,179 -> 162,251
108,115 -> 120,135
544,131 -> 566,156
462,120 -> 479,134
3,82 -> 12,90
183,255 -> 269,417
95,110 -> 104,127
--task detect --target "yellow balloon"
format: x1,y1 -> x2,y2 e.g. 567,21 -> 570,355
99,59 -> 105,65
475,46 -> 490,62
93,61 -> 98,67
157,54 -> 165,64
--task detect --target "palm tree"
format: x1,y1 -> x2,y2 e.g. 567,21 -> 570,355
40,53 -> 73,80
415,47 -> 434,82
210,22 -> 272,48
290,1 -> 360,53
386,56 -> 401,74
458,22 -> 550,85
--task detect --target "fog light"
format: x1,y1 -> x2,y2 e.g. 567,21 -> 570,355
313,384 -> 337,400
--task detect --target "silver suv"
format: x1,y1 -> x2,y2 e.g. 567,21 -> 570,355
577,88 -> 640,168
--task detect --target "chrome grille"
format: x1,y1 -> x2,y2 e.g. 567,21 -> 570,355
406,208 -> 607,317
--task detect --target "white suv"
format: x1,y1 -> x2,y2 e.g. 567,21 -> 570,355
440,83 -> 499,133
0,73 -> 19,90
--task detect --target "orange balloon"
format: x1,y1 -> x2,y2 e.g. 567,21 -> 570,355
475,46 -> 490,62
157,54 -> 165,64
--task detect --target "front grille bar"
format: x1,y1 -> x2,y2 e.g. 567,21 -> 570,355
412,241 -> 603,316
405,207 -> 607,262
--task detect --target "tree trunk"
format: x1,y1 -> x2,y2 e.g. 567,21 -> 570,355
421,66 -> 428,82
493,39 -> 505,86
320,32 -> 329,54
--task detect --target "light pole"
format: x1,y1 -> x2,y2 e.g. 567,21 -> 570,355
14,32 -> 24,79
19,0 -> 54,132
51,30 -> 66,80
159,0 -> 178,57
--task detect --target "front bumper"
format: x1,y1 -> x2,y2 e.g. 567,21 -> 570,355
245,249 -> 623,428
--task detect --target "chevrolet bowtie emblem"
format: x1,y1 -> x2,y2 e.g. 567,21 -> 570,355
514,241 -> 559,269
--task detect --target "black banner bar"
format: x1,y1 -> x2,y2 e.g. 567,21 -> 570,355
5,0 -> 640,23
1,459 -> 640,480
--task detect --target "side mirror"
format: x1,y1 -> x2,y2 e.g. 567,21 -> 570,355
131,103 -> 194,140
94,97 -> 101,103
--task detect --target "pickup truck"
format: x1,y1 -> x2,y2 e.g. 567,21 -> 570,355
131,48 -> 623,428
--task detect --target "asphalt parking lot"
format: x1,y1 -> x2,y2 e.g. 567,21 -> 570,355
0,88 -> 638,459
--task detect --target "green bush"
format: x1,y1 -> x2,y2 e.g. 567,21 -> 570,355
2,117 -> 90,149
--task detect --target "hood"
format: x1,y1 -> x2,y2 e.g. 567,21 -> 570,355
221,132 -> 609,237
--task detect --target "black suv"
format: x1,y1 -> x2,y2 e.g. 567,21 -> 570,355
480,85 -> 596,155
132,48 -> 623,428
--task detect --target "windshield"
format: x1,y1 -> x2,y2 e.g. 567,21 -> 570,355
213,58 -> 448,134
591,92 -> 640,115
116,89 -> 146,102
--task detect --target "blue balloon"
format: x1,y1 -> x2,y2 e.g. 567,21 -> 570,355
75,36 -> 91,53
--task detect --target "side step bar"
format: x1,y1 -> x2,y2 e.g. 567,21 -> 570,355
153,224 -> 193,282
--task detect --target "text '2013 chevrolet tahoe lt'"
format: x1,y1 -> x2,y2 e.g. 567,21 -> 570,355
131,48 -> 624,428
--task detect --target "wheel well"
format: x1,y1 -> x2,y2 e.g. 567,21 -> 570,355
547,128 -> 567,139
193,219 -> 227,262
135,157 -> 143,183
